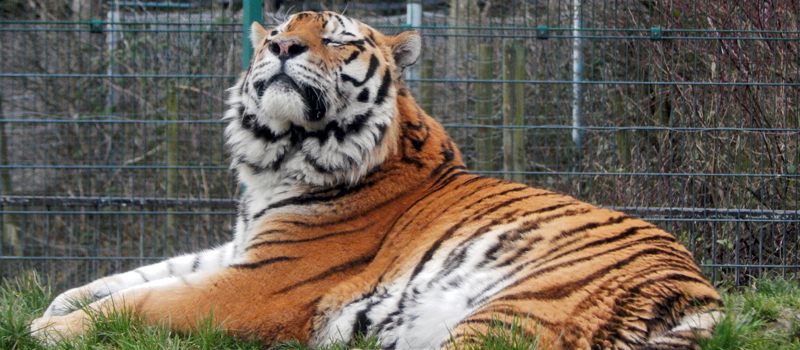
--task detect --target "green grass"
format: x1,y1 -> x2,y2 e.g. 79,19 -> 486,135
700,278 -> 800,350
3,271 -> 800,350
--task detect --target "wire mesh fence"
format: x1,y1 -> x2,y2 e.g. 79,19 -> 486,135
0,0 -> 798,290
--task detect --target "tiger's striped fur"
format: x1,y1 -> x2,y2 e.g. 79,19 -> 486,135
32,11 -> 721,349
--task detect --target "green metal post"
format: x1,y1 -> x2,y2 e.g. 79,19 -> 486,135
0,92 -> 20,256
475,44 -> 495,172
502,40 -> 527,184
166,87 -> 178,241
242,0 -> 264,70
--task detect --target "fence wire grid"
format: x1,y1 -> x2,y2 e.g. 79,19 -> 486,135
1,0 -> 799,290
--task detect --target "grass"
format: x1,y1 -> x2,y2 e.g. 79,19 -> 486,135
3,271 -> 800,350
700,278 -> 800,350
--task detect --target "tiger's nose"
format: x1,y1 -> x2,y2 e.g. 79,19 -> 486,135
268,38 -> 309,60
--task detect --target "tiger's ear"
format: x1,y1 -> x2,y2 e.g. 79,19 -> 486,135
250,22 -> 269,49
391,31 -> 421,69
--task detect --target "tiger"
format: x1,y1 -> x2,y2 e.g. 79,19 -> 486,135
31,11 -> 722,350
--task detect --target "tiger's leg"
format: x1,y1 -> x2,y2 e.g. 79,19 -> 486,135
31,274 -> 211,344
442,307 -> 562,350
30,264 -> 315,345
442,290 -> 721,350
38,241 -> 236,318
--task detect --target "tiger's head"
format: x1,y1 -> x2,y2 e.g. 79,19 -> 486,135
224,11 -> 422,187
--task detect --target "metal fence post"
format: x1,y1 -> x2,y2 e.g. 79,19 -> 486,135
475,44 -> 494,172
502,40 -> 526,184
105,6 -> 121,112
166,87 -> 178,240
0,92 -> 20,257
405,1 -> 422,93
242,0 -> 264,70
419,58 -> 434,114
571,0 -> 583,159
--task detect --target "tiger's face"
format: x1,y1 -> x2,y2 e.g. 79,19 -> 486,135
225,12 -> 421,187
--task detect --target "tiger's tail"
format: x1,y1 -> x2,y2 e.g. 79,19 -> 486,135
641,309 -> 722,350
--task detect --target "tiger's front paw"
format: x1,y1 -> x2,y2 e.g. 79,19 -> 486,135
30,310 -> 91,345
42,287 -> 93,317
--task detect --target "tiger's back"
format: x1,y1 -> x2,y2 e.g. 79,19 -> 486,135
32,11 -> 720,350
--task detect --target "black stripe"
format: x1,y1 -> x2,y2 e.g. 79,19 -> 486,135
357,88 -> 370,102
501,247 -> 697,301
479,232 -> 542,268
450,173 -> 499,191
409,136 -> 425,151
334,14 -> 346,28
231,256 -> 299,269
296,65 -> 326,81
370,168 -> 473,257
459,208 -> 643,294
270,147 -> 290,172
440,204 -> 557,276
305,110 -> 374,145
397,86 -> 408,97
373,122 -> 389,144
364,35 -> 376,47
447,207 -> 589,306
409,194 -> 550,280
399,147 -> 425,167
250,178 -> 382,221
382,169 -> 476,246
550,214 -> 632,244
494,241 -> 537,268
341,54 -> 379,87
462,185 -> 533,211
274,254 -> 374,293
303,85 -> 328,121
135,269 -> 149,283
351,309 -> 372,341
430,140 -> 457,177
461,209 -> 602,306
538,225 -> 682,274
454,317 -> 541,338
241,113 -> 256,129
430,165 -> 470,187
254,79 -> 267,97
303,152 -> 352,173
504,230 -> 684,292
191,255 -> 201,272
343,50 -> 360,64
374,68 -> 392,104
249,228 -> 285,241
246,225 -> 371,251
628,273 -> 718,297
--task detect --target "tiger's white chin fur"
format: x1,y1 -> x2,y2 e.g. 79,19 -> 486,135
256,86 -> 309,127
